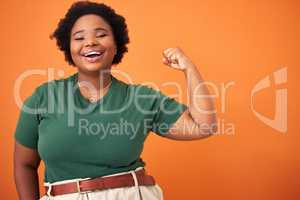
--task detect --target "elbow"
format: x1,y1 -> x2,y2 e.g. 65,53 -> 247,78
209,121 -> 218,134
200,126 -> 217,138
195,116 -> 218,133
208,120 -> 218,135
196,120 -> 218,139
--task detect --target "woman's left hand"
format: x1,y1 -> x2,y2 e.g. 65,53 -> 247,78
162,47 -> 195,71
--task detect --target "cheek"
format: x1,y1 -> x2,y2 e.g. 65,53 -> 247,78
70,43 -> 81,60
107,41 -> 117,56
102,37 -> 117,51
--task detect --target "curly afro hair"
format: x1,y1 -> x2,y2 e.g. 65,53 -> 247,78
51,1 -> 129,66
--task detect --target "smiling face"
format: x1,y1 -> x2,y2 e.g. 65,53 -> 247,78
70,14 -> 117,73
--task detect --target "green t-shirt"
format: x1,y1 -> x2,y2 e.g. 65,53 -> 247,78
14,73 -> 188,183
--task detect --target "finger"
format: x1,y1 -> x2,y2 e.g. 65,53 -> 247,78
162,51 -> 173,63
166,48 -> 178,59
162,52 -> 169,59
171,54 -> 177,59
162,54 -> 172,64
162,57 -> 169,64
163,48 -> 174,57
167,52 -> 176,63
165,48 -> 175,56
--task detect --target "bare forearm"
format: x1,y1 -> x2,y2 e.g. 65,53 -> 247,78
162,47 -> 217,134
14,165 -> 40,200
184,64 -> 217,129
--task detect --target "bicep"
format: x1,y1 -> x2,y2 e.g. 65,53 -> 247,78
163,110 -> 214,140
14,141 -> 41,169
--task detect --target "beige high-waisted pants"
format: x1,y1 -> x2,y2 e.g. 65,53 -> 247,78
39,167 -> 164,200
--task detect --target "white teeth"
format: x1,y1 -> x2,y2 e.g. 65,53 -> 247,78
84,51 -> 102,57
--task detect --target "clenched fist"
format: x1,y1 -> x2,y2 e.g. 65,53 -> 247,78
162,47 -> 195,71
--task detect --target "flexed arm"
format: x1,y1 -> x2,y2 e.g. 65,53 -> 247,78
162,47 -> 217,140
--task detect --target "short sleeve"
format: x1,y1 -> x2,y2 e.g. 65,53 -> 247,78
14,88 -> 42,149
148,87 -> 188,136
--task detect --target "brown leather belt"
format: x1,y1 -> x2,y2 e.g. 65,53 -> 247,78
44,169 -> 155,196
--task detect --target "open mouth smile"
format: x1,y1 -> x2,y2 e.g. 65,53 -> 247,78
81,50 -> 105,63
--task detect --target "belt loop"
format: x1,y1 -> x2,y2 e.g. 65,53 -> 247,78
76,180 -> 86,200
46,184 -> 52,197
130,170 -> 143,200
76,180 -> 81,193
130,170 -> 139,187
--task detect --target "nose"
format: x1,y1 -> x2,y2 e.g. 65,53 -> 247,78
84,37 -> 99,47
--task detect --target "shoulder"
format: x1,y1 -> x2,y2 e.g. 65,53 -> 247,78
27,74 -> 75,105
35,73 -> 75,93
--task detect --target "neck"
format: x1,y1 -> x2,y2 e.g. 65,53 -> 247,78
77,69 -> 112,91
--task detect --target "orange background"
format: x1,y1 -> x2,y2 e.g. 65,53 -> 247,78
1,0 -> 299,199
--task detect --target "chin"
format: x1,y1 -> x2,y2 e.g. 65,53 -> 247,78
78,63 -> 110,73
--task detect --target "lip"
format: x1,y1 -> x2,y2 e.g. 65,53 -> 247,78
81,49 -> 105,56
81,50 -> 105,63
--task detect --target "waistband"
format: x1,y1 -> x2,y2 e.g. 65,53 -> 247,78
43,167 -> 153,197
44,167 -> 144,187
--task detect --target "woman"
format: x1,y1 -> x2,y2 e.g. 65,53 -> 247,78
14,1 -> 217,200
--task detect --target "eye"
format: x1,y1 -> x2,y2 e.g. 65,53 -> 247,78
96,34 -> 107,38
74,37 -> 84,41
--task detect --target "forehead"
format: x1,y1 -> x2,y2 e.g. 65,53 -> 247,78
71,14 -> 112,33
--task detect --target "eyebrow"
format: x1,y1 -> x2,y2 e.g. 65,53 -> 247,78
72,27 -> 108,36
